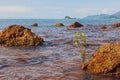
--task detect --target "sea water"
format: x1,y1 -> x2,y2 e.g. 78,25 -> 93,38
0,19 -> 119,79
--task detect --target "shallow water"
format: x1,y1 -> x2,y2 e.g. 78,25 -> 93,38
0,19 -> 120,80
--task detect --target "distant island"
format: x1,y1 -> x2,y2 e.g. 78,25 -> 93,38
65,16 -> 76,19
83,11 -> 120,19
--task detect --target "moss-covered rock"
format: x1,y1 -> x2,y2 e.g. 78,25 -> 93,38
82,43 -> 120,75
0,25 -> 44,47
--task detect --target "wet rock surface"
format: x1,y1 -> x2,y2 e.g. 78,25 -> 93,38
99,25 -> 107,30
112,22 -> 120,27
31,23 -> 38,27
82,43 -> 120,75
55,23 -> 64,27
0,25 -> 44,47
67,22 -> 83,30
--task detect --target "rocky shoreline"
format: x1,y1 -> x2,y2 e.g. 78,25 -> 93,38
0,22 -> 119,80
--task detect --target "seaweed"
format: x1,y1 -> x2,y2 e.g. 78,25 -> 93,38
73,32 -> 87,63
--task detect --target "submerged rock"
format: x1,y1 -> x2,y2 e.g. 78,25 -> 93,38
82,43 -> 120,75
31,23 -> 38,27
0,25 -> 44,47
112,22 -> 120,27
55,23 -> 64,27
67,22 -> 83,30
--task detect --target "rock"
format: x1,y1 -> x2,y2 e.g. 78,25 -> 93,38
0,25 -> 44,47
99,25 -> 107,30
55,23 -> 64,27
82,43 -> 120,75
31,23 -> 38,27
67,22 -> 83,30
112,22 -> 120,27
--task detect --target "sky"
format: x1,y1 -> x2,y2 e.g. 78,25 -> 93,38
0,0 -> 120,19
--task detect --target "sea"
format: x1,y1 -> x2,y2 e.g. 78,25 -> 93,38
0,18 -> 120,27
0,18 -> 120,41
0,18 -> 119,80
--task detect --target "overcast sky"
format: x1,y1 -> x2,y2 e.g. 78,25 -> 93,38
0,0 -> 120,19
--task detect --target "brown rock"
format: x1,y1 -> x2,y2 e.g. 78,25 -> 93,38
99,25 -> 107,30
82,43 -> 120,75
31,23 -> 38,27
0,25 -> 44,47
112,22 -> 120,27
55,23 -> 64,27
67,22 -> 83,30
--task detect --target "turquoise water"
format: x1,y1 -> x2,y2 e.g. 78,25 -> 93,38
0,18 -> 120,28
0,18 -> 119,41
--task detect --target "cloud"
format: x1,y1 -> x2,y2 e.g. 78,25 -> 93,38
75,8 -> 98,18
0,6 -> 32,13
76,8 -> 95,13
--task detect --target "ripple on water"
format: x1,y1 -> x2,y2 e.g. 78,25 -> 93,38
0,25 -> 119,79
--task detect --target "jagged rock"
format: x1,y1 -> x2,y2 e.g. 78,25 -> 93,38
82,43 -> 120,75
67,22 -> 83,30
55,23 -> 64,27
0,25 -> 44,47
31,23 -> 38,27
112,22 -> 120,27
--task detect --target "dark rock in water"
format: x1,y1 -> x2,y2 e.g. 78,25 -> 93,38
82,43 -> 120,75
67,22 -> 83,30
99,25 -> 107,30
55,23 -> 64,27
112,22 -> 120,27
31,23 -> 38,27
0,25 -> 44,47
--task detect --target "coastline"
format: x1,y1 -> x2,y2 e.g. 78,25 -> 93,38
0,20 -> 119,79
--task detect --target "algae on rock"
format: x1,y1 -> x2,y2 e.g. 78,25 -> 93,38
82,43 -> 120,75
0,25 -> 44,47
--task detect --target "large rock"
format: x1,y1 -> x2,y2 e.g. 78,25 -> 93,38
31,23 -> 38,27
0,25 -> 44,47
55,23 -> 64,27
112,22 -> 120,27
67,22 -> 83,30
82,43 -> 120,75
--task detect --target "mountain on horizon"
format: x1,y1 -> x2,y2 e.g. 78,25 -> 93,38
109,11 -> 120,18
84,11 -> 120,19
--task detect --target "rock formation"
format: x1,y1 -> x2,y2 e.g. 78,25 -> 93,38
67,22 -> 83,30
31,23 -> 38,27
55,23 -> 64,27
0,25 -> 44,47
99,25 -> 107,30
112,22 -> 120,27
82,43 -> 120,75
